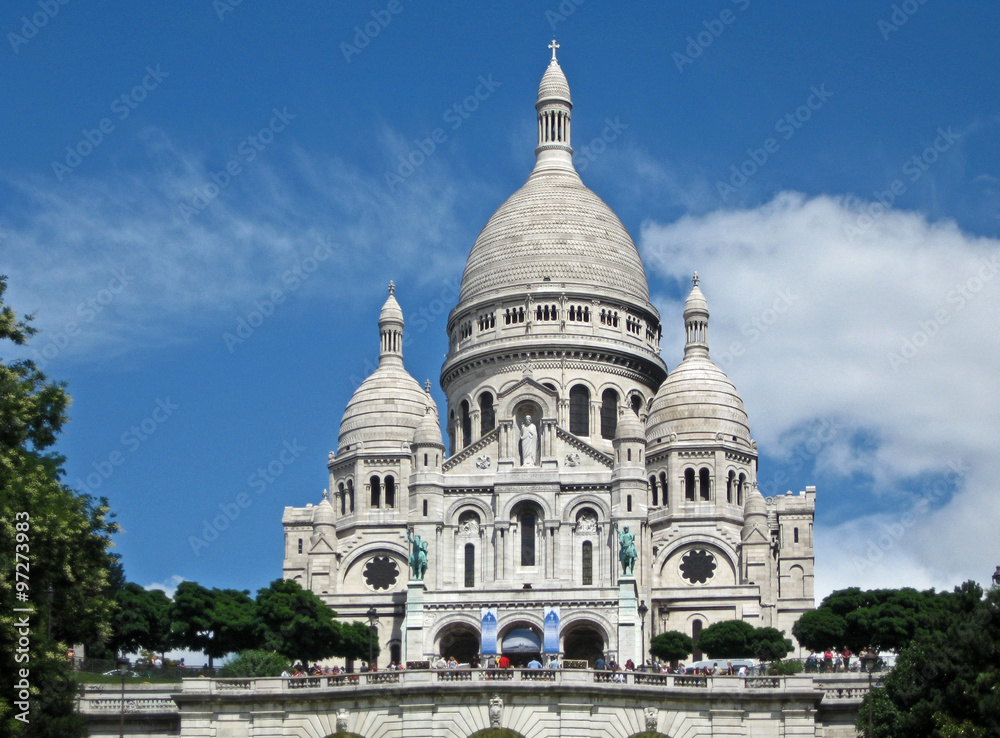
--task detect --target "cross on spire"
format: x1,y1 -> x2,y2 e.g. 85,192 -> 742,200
388,280 -> 395,295
692,271 -> 699,287
548,38 -> 560,62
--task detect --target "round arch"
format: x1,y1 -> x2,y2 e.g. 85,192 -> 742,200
499,492 -> 551,521
560,617 -> 609,666
653,536 -> 739,579
434,621 -> 481,665
444,496 -> 495,525
468,730 -> 527,738
561,494 -> 612,523
497,387 -> 555,423
625,733 -> 671,738
322,733 -> 364,738
340,547 -> 408,592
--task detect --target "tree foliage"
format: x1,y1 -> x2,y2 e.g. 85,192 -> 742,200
860,582 -> 1000,738
168,582 -> 257,668
649,630 -> 694,663
0,277 -> 121,737
794,586 -> 956,654
340,620 -> 380,663
255,579 -> 343,665
109,583 -> 172,657
696,620 -> 792,661
218,649 -> 289,678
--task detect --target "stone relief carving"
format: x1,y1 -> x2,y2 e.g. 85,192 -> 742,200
575,511 -> 597,534
489,693 -> 503,728
423,612 -> 436,627
336,709 -> 349,731
644,706 -> 658,731
461,519 -> 480,536
476,455 -> 491,469
565,452 -> 581,467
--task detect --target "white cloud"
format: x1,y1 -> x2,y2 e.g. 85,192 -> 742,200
146,574 -> 185,598
640,192 -> 1000,597
0,126 -> 476,364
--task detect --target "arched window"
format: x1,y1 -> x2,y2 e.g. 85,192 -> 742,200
347,480 -> 355,512
423,452 -> 428,467
479,392 -> 495,434
370,476 -> 381,508
384,476 -> 395,508
738,473 -> 746,506
339,482 -> 346,515
659,472 -> 668,508
649,476 -> 658,506
464,543 -> 475,588
422,499 -> 428,517
794,527 -> 799,544
685,469 -> 696,501
582,541 -> 593,585
520,509 -> 536,566
692,618 -> 703,660
460,400 -> 472,448
699,468 -> 710,501
727,471 -> 735,504
449,410 -> 456,455
627,494 -> 632,512
569,385 -> 590,436
297,538 -> 303,554
630,394 -> 642,415
600,389 -> 619,439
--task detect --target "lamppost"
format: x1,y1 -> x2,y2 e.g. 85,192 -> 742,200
117,658 -> 130,738
866,659 -> 876,738
366,607 -> 379,669
637,600 -> 648,669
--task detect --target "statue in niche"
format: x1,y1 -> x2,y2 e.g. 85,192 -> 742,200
407,526 -> 429,581
615,522 -> 637,576
520,414 -> 538,466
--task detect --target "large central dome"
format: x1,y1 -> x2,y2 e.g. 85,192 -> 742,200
457,54 -> 652,309
458,170 -> 651,305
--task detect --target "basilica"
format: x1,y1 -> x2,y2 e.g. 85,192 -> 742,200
282,45 -> 815,669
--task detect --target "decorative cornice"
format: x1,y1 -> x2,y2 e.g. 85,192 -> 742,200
442,427 -> 500,472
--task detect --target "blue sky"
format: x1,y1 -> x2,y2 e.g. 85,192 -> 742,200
3,1 -> 1000,603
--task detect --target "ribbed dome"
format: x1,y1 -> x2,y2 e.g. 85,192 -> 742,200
413,404 -> 444,447
338,364 -> 428,453
614,408 -> 645,442
312,497 -> 336,525
744,486 -> 766,518
380,286 -> 403,324
537,60 -> 570,104
646,354 -> 751,445
458,170 -> 651,305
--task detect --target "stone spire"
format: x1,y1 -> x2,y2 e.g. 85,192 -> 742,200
534,39 -> 573,171
683,272 -> 710,358
378,281 -> 404,365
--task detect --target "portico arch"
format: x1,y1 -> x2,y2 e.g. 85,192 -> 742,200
561,619 -> 608,666
434,621 -> 481,665
468,730 -> 527,738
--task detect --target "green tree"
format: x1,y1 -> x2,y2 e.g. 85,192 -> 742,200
695,620 -> 756,658
750,626 -> 793,661
649,630 -> 694,663
340,620 -> 381,663
0,277 -> 121,737
218,650 -> 289,678
169,582 -> 257,668
861,582 -> 1000,738
109,582 -> 172,657
255,579 -> 343,665
792,607 -> 847,652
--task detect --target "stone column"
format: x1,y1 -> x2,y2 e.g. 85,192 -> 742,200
618,576 -> 639,665
404,581 -> 426,662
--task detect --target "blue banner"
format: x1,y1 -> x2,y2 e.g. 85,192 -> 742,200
543,606 -> 560,653
481,608 -> 498,654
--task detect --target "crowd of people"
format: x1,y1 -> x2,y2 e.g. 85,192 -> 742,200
803,648 -> 879,672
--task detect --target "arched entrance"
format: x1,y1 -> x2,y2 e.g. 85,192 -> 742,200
499,624 -> 542,667
437,623 -> 481,665
468,730 -> 527,738
562,622 -> 606,666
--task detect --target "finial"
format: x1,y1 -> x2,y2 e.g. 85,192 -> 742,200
322,488 -> 328,501
692,271 -> 699,287
388,280 -> 395,295
548,38 -> 560,62
424,379 -> 432,393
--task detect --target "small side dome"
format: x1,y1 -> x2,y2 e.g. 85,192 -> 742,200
537,58 -> 571,105
312,495 -> 336,526
614,408 -> 645,443
744,486 -> 766,518
379,281 -> 404,324
413,405 -> 444,448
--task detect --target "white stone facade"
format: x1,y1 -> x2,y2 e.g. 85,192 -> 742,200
282,48 -> 815,669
